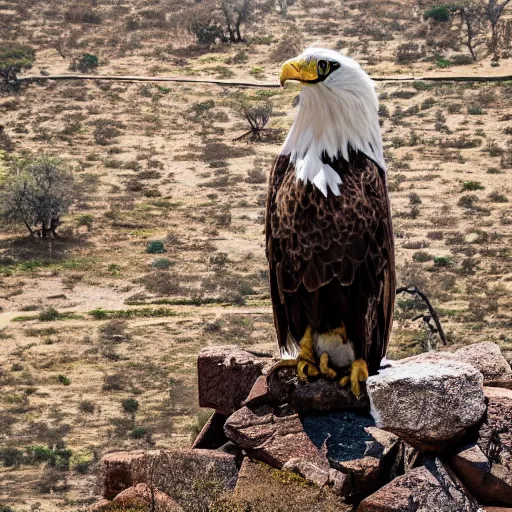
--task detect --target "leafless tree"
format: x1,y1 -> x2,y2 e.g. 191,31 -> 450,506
485,0 -> 511,59
220,0 -> 253,42
458,4 -> 486,60
0,155 -> 80,237
234,102 -> 273,141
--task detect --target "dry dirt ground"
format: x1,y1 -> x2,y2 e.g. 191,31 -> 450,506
0,0 -> 511,510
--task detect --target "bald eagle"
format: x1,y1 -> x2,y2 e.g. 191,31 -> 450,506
266,48 -> 395,398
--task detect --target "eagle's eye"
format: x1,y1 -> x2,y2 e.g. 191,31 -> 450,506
317,60 -> 329,76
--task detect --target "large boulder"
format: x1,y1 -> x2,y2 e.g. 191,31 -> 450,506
357,458 -> 481,512
366,361 -> 486,451
197,346 -> 268,415
396,342 -> 512,385
100,449 -> 238,505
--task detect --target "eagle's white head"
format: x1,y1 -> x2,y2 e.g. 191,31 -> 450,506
279,48 -> 384,197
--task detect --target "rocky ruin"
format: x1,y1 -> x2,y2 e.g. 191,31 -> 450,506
90,342 -> 512,511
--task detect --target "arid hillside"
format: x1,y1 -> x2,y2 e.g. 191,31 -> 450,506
0,0 -> 511,510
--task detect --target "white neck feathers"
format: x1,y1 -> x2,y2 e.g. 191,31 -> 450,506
281,61 -> 384,197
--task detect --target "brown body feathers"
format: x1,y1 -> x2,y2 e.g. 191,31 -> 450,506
265,151 -> 395,375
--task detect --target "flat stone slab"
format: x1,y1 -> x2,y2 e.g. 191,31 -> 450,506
357,458 -> 481,512
367,361 -> 486,451
450,443 -> 512,506
224,404 -> 329,470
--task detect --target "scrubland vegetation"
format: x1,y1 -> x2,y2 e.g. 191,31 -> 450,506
0,0 -> 511,510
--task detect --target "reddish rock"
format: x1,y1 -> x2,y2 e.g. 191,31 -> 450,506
357,459 -> 480,512
224,404 -> 329,471
267,365 -> 370,412
480,387 -> 512,472
87,499 -> 110,512
366,361 -> 486,451
243,375 -> 271,407
101,449 -> 238,502
225,457 -> 352,511
197,346 -> 267,415
333,428 -> 403,499
114,483 -> 183,511
485,508 -> 512,511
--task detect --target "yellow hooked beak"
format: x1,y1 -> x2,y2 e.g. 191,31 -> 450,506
280,58 -> 318,86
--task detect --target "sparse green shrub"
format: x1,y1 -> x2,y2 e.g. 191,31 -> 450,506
90,308 -> 108,319
451,54 -> 474,65
78,400 -> 95,413
39,307 -> 59,322
467,105 -> 484,115
57,374 -> 71,386
151,258 -> 173,269
0,42 -> 36,71
100,319 -> 129,342
146,240 -> 166,254
0,447 -> 23,467
461,181 -> 484,191
69,450 -> 94,474
424,5 -> 453,22
130,426 -> 148,439
409,192 -> 422,205
412,251 -> 431,262
396,42 -> 424,63
458,194 -> 479,208
92,119 -> 123,145
488,191 -> 508,202
102,373 -> 125,391
192,100 -> 215,117
70,53 -> 99,73
433,256 -> 451,267
121,398 -> 139,416
65,8 -> 102,24
77,214 -> 94,230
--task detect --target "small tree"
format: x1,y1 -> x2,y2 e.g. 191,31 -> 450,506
458,4 -> 486,60
485,0 -> 511,59
220,0 -> 253,42
234,102 -> 273,141
0,155 -> 80,237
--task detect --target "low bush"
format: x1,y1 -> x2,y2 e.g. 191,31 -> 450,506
146,240 -> 166,254
0,42 -> 35,71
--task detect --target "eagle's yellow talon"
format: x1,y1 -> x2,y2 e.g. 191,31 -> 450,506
339,359 -> 368,399
319,352 -> 337,379
339,375 -> 350,387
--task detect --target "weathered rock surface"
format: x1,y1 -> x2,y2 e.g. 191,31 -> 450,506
367,361 -> 486,451
114,483 -> 183,511
267,365 -> 370,412
87,499 -> 110,512
101,449 -> 238,502
224,404 -> 329,470
220,457 -> 352,512
396,342 -> 512,385
449,443 -> 512,506
357,458 -> 481,512
197,346 -> 267,415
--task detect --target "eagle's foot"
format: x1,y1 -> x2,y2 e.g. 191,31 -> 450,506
319,352 -> 337,379
296,325 -> 320,382
339,358 -> 368,399
297,357 -> 320,382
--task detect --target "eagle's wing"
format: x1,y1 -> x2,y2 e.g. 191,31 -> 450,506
265,151 -> 395,373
